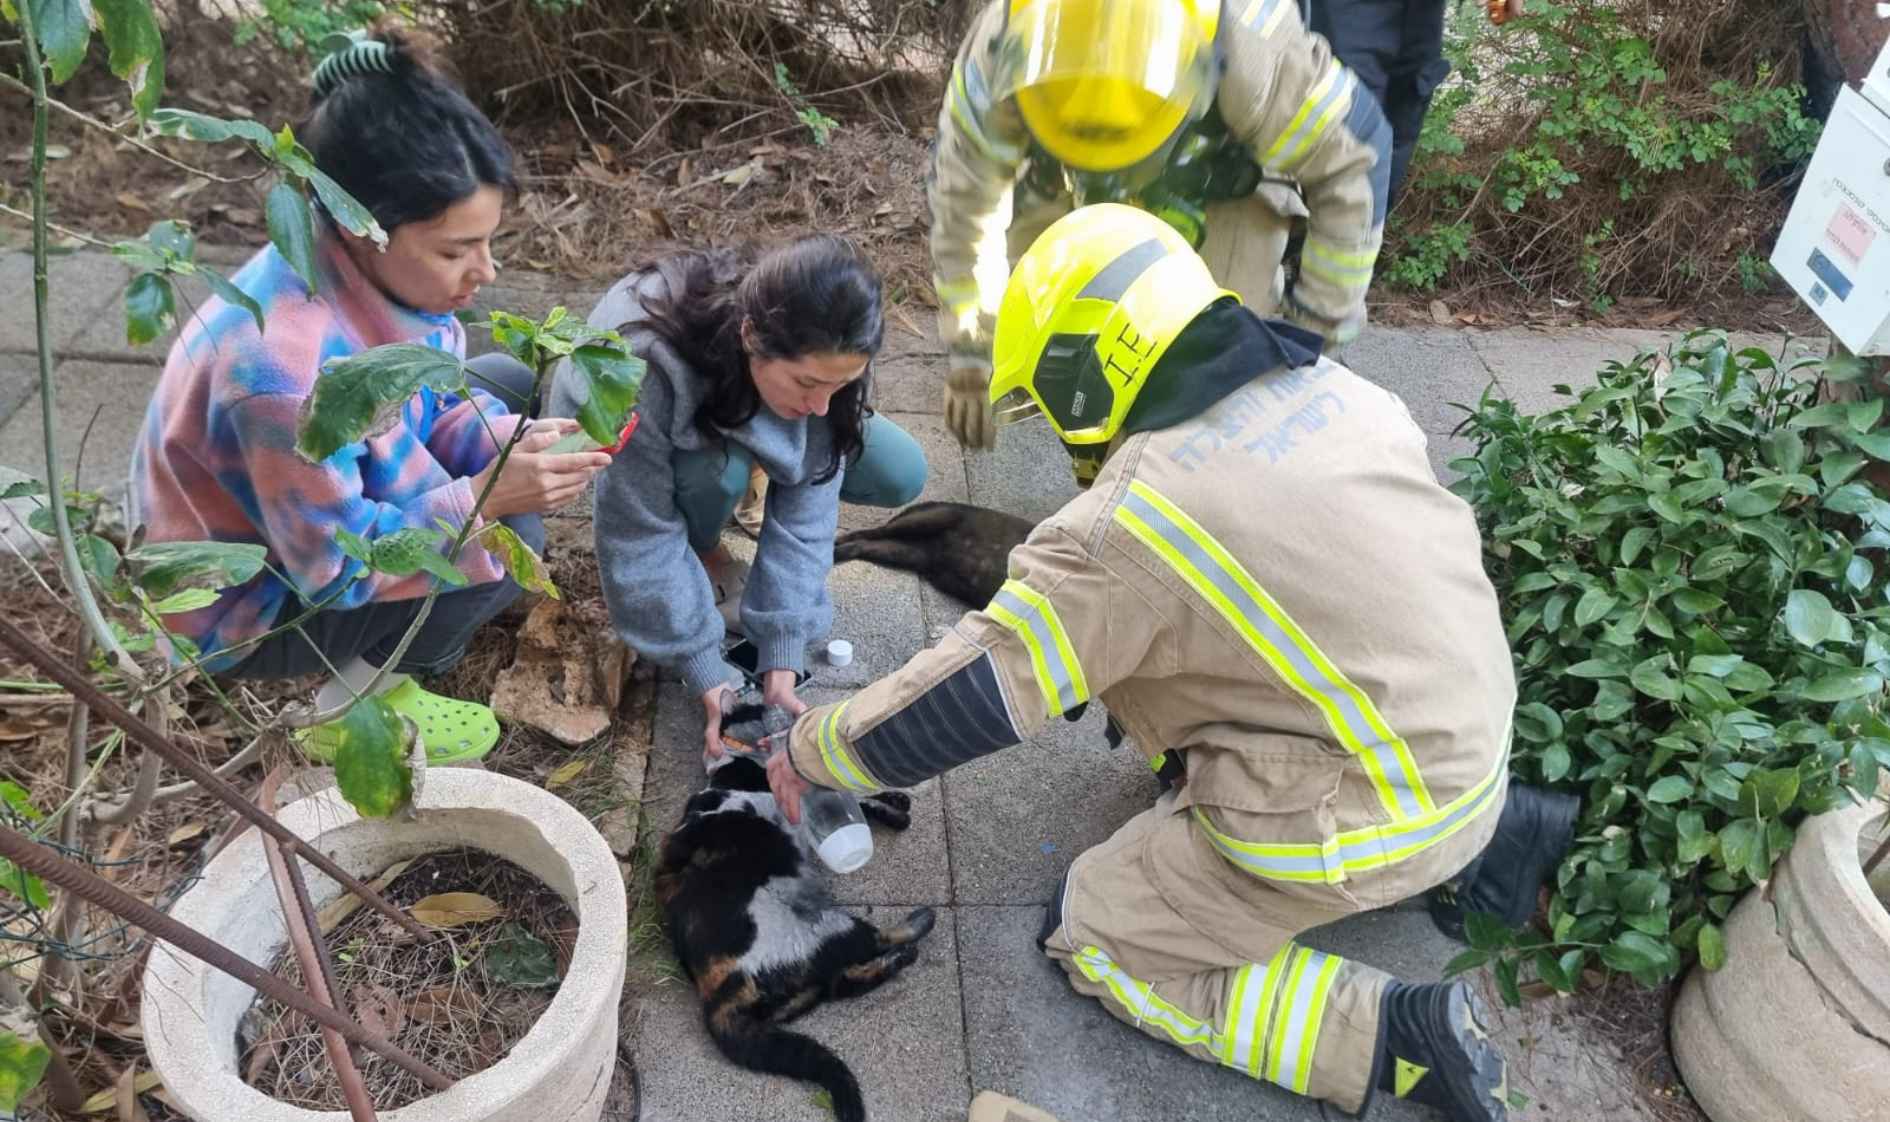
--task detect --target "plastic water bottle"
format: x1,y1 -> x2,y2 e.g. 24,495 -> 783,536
761,704 -> 874,874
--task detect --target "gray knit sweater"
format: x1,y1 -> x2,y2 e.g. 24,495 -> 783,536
547,264 -> 841,697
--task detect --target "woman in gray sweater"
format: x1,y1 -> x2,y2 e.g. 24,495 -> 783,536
551,236 -> 926,757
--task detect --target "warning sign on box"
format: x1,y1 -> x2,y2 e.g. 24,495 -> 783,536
1826,203 -> 1878,267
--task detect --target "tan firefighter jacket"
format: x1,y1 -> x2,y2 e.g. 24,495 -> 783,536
788,355 -> 1515,910
929,0 -> 1391,378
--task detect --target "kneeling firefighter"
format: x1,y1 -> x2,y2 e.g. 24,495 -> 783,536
769,205 -> 1576,1120
929,0 -> 1395,451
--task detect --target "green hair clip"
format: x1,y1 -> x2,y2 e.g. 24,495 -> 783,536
312,30 -> 394,96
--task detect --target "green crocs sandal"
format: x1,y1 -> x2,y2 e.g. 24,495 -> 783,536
298,678 -> 501,765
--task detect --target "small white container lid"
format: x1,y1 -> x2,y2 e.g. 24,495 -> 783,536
816,822 -> 873,873
826,639 -> 854,666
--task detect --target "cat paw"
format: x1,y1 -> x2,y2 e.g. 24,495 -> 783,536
869,790 -> 912,812
902,906 -> 937,941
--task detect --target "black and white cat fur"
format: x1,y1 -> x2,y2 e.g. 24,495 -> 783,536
655,721 -> 933,1122
832,501 -> 1035,607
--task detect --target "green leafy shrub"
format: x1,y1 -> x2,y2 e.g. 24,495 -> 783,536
1447,332 -> 1890,998
1389,0 -> 1821,305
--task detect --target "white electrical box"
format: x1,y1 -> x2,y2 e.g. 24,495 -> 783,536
1772,84 -> 1890,355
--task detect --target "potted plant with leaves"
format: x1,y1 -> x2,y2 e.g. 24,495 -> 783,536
1443,332 -> 1890,1105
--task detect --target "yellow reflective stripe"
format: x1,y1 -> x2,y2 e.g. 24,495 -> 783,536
1075,946 -> 1218,1051
1224,944 -> 1292,1076
1263,948 -> 1312,1083
987,579 -> 1090,717
1189,743 -> 1508,886
948,63 -> 1003,165
1113,480 -> 1433,818
1149,751 -> 1168,774
1262,67 -> 1352,169
816,702 -> 876,793
1279,950 -> 1341,1094
1299,240 -> 1377,287
936,277 -> 981,316
1239,0 -> 1291,35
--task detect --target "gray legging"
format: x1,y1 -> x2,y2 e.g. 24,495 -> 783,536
225,353 -> 544,680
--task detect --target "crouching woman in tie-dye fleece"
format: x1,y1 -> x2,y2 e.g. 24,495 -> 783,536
129,25 -> 609,763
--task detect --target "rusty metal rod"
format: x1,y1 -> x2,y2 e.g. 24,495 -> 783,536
0,615 -> 429,939
0,822 -> 453,1091
261,769 -> 379,1120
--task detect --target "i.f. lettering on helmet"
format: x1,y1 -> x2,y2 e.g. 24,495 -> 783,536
990,203 -> 1236,448
997,0 -> 1221,172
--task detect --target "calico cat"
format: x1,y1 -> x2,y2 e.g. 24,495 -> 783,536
832,501 -> 1035,607
655,746 -> 933,1122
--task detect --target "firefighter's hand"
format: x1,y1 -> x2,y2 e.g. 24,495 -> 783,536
944,363 -> 997,450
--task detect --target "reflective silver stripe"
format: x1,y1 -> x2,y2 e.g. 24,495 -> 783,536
1263,67 -> 1352,169
1116,484 -> 1429,818
989,580 -> 1088,717
1270,948 -> 1337,1091
1239,0 -> 1290,34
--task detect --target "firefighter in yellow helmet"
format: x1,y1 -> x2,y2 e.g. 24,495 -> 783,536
771,206 -> 1579,1121
930,0 -> 1394,450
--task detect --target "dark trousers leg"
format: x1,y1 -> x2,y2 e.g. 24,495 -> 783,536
1311,0 -> 1450,205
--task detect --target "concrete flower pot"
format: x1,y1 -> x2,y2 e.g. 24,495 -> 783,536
142,769 -> 628,1122
1670,797 -> 1890,1122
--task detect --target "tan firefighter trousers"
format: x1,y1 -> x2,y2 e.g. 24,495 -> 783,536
1040,792 -> 1389,1113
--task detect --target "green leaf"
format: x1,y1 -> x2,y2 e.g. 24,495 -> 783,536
32,0 -> 90,84
0,1031 -> 51,1112
1718,818 -> 1760,875
148,587 -> 221,614
330,697 -> 415,818
1594,445 -> 1643,479
484,521 -> 559,599
201,267 -> 265,337
1762,428 -> 1806,475
0,859 -> 49,910
124,273 -> 176,346
568,343 -> 647,449
1738,769 -> 1801,817
1442,948 -> 1489,977
147,108 -> 276,147
484,920 -> 560,988
124,540 -> 269,599
1540,741 -> 1573,782
336,528 -> 372,563
1464,910 -> 1516,952
25,504 -> 85,537
1784,589 -> 1838,648
92,0 -> 167,118
1724,662 -> 1776,692
1566,658 -> 1625,679
1803,669 -> 1884,702
1849,398 -> 1886,432
1598,930 -> 1669,974
1494,955 -> 1522,1008
1723,486 -> 1782,517
266,182 -> 319,296
77,533 -> 119,585
1630,658 -> 1682,701
1852,431 -> 1890,462
296,344 -> 467,461
1645,775 -> 1693,803
1697,922 -> 1727,971
305,168 -> 383,244
1533,948 -> 1575,994
0,468 -> 46,501
1619,526 -> 1656,566
1647,490 -> 1685,523
1686,654 -> 1744,678
1788,401 -> 1852,430
0,783 -> 42,822
1670,588 -> 1724,614
367,528 -> 469,587
1574,587 -> 1618,627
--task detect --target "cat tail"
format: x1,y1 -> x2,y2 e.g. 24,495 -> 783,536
708,1011 -> 867,1122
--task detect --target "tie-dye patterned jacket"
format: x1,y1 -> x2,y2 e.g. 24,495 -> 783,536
131,233 -> 520,672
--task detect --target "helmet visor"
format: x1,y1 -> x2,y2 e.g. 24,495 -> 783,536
997,0 -> 1215,169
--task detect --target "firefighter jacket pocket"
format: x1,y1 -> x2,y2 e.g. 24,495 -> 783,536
1180,745 -> 1360,909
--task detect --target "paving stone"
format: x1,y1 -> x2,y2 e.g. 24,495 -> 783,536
872,321 -> 948,415
632,906 -> 968,1122
963,413 -> 1081,526
0,353 -> 35,436
1341,325 -> 1498,437
943,703 -> 1154,905
815,557 -> 930,690
645,680 -> 950,908
837,410 -> 968,534
0,251 -> 133,357
63,269 -> 212,361
958,904 -> 1328,1122
0,359 -> 160,494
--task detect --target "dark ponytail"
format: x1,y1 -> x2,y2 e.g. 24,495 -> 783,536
633,236 -> 884,484
303,23 -> 517,233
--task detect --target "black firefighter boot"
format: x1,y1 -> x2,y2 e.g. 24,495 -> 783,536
1429,783 -> 1579,942
1369,980 -> 1510,1122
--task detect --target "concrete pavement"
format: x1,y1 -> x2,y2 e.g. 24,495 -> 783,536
0,247 -> 1827,1122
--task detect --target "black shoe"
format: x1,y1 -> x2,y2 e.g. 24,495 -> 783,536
1372,980 -> 1510,1122
1429,783 -> 1579,942
1036,868 -> 1072,951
